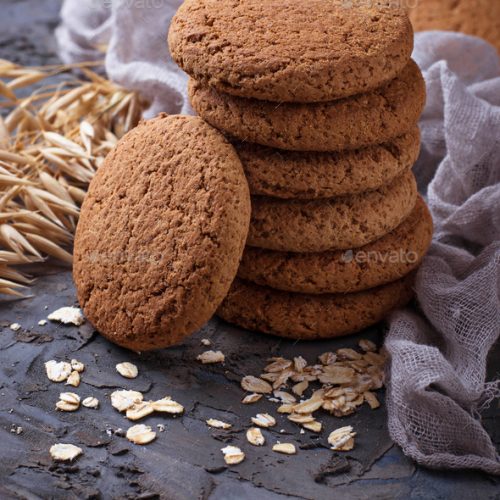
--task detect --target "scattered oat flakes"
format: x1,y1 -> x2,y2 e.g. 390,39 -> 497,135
246,427 -> 265,446
206,419 -> 232,430
9,323 -> 21,332
66,370 -> 80,387
116,362 -> 138,379
251,413 -> 276,428
151,398 -> 184,414
272,443 -> 296,455
38,320 -> 47,326
111,390 -> 144,412
45,360 -> 72,382
241,393 -> 262,404
197,350 -> 225,364
50,443 -> 83,462
221,445 -> 245,465
200,338 -> 211,346
359,339 -> 377,352
126,402 -> 154,421
70,359 -> 85,372
82,397 -> 99,409
157,424 -> 165,432
126,424 -> 156,445
47,307 -> 85,326
241,376 -> 272,394
10,425 -> 23,435
328,426 -> 356,451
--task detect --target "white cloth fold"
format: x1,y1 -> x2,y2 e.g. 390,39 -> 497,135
56,3 -> 500,475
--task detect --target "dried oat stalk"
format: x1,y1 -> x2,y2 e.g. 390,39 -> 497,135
0,59 -> 146,295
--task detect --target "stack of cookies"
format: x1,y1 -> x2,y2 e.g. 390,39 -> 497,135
169,0 -> 433,340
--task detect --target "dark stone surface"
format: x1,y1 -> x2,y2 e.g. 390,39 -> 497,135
0,1 -> 498,499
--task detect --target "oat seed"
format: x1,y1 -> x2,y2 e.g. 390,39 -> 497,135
116,362 -> 138,379
9,323 -> 21,332
287,413 -> 315,424
38,320 -> 47,326
196,350 -> 225,364
82,397 -> 99,409
358,339 -> 377,352
50,443 -> 83,461
251,413 -> 276,428
151,398 -> 184,415
273,391 -> 296,404
264,357 -> 292,373
126,402 -> 154,421
246,427 -> 265,446
241,376 -> 272,394
241,393 -> 262,404
221,445 -> 245,465
302,421 -> 322,433
66,370 -> 80,387
272,443 -> 296,455
111,390 -> 144,412
364,391 -> 380,409
47,307 -> 85,326
45,360 -> 72,382
200,338 -> 211,346
206,418 -> 232,429
328,426 -> 356,451
70,359 -> 85,372
292,380 -> 308,396
126,424 -> 156,445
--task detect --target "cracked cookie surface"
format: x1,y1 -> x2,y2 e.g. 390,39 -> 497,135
189,60 -> 425,152
217,274 -> 415,340
248,170 -> 417,253
169,0 -> 413,102
239,196 -> 432,294
73,114 -> 251,351
235,128 -> 420,199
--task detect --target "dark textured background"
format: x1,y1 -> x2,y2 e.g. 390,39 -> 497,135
0,1 -> 498,498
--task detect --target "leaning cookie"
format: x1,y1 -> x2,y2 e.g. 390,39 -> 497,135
189,60 -> 425,152
234,128 -> 420,199
239,196 -> 432,294
217,275 -> 415,340
73,114 -> 251,351
169,0 -> 413,103
248,170 -> 417,253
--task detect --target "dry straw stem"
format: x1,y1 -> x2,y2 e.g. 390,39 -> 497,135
0,58 -> 146,296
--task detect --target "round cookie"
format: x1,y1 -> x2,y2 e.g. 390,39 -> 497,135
409,0 -> 500,53
239,196 -> 432,294
73,114 -> 251,351
248,170 -> 417,253
217,275 -> 415,340
189,60 -> 425,152
235,128 -> 420,199
169,0 -> 414,103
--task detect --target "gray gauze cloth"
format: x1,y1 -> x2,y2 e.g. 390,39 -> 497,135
56,1 -> 500,474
